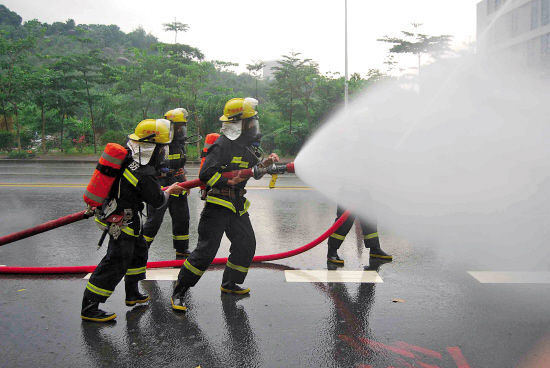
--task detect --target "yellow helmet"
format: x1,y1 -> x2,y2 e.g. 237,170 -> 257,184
164,108 -> 189,123
220,97 -> 258,122
128,119 -> 174,144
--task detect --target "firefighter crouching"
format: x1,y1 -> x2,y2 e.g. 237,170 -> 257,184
171,97 -> 279,312
81,119 -> 185,322
142,108 -> 191,258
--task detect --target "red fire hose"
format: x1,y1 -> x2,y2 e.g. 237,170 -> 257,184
0,210 -> 94,247
0,163 -> 296,247
0,211 -> 349,274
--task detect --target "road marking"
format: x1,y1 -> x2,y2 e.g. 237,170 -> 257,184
284,270 -> 383,283
468,271 -> 550,284
84,268 -> 180,280
83,269 -> 383,282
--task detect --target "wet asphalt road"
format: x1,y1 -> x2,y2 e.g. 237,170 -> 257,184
1,161 -> 550,368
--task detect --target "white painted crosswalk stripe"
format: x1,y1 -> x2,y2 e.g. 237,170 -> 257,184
284,270 -> 383,283
83,269 -> 383,283
84,268 -> 180,280
468,271 -> 550,284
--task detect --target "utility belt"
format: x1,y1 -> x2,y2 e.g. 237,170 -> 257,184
207,187 -> 247,200
95,208 -> 134,240
95,197 -> 138,241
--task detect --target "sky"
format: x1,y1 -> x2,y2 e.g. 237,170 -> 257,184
2,0 -> 481,76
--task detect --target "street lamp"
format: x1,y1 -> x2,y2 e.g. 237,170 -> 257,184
344,0 -> 349,108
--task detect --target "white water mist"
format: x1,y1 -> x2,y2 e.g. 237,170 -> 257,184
296,56 -> 550,267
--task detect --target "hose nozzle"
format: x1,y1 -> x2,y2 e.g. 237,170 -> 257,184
252,162 -> 295,179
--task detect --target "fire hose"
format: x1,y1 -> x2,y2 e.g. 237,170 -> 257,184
0,162 -> 296,247
0,162 -> 352,274
0,210 -> 350,274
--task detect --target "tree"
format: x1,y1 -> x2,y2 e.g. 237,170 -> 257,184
70,49 -> 112,153
0,5 -> 22,27
0,22 -> 39,151
377,23 -> 453,74
115,48 -> 176,120
212,60 -> 239,73
127,27 -> 158,49
51,56 -> 84,151
269,52 -> 319,133
163,19 -> 189,44
246,61 -> 265,99
157,43 -> 204,62
29,65 -> 58,152
179,62 -> 216,153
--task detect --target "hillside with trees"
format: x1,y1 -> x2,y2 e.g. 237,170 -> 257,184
0,5 -> 388,158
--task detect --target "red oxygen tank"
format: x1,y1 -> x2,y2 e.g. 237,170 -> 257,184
199,133 -> 220,191
84,143 -> 128,207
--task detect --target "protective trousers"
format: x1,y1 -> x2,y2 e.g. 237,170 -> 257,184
175,204 -> 256,290
84,233 -> 148,303
142,192 -> 190,252
327,206 -> 381,250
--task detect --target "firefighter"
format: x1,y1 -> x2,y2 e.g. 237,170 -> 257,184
142,108 -> 191,258
81,119 -> 185,322
171,97 -> 279,312
327,206 -> 392,265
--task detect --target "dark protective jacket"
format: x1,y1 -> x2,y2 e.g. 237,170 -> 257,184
97,155 -> 167,237
162,138 -> 187,186
199,135 -> 260,215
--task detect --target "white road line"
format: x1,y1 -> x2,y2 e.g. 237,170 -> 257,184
84,268 -> 179,281
468,271 -> 550,284
83,269 -> 383,283
284,270 -> 383,283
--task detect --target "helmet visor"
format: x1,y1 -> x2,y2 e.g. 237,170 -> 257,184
175,124 -> 187,140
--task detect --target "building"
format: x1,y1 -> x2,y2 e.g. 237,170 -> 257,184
477,0 -> 550,68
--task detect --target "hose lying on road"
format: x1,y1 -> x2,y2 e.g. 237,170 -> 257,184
0,211 -> 350,274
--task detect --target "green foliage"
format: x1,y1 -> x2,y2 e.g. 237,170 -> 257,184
8,149 -> 33,159
0,4 -> 394,158
0,5 -> 22,27
186,144 -> 199,160
99,130 -> 127,145
377,24 -> 453,72
64,117 -> 92,141
127,27 -> 157,49
0,130 -> 14,151
162,20 -> 189,44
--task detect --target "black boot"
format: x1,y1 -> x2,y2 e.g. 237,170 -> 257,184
220,281 -> 250,295
171,284 -> 188,312
125,281 -> 150,306
81,296 -> 116,322
327,246 -> 344,265
369,247 -> 393,260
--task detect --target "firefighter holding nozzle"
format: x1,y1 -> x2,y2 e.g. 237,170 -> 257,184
142,108 -> 192,258
81,119 -> 185,322
171,97 -> 279,312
